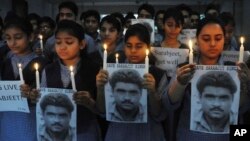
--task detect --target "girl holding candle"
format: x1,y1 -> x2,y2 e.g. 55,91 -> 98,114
27,20 -> 101,141
162,17 -> 250,141
0,17 -> 48,141
96,23 -> 168,141
88,15 -> 126,68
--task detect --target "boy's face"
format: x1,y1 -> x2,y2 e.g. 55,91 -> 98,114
59,8 -> 76,21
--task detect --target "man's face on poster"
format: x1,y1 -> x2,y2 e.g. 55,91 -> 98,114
113,82 -> 142,111
200,86 -> 233,120
43,105 -> 71,133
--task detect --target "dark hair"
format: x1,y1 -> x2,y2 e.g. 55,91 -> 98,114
59,1 -> 78,17
196,17 -> 225,37
109,69 -> 143,90
218,12 -> 235,27
55,20 -> 85,41
27,13 -> 41,23
40,93 -> 74,113
176,4 -> 192,16
163,7 -> 184,27
196,71 -> 237,95
100,15 -> 122,33
155,10 -> 165,21
124,12 -> 136,22
39,16 -> 56,30
80,10 -> 100,22
3,17 -> 33,37
125,23 -> 150,46
137,3 -> 155,18
110,12 -> 125,27
205,3 -> 220,17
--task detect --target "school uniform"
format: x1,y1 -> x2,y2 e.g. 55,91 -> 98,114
41,56 -> 101,141
0,52 -> 48,141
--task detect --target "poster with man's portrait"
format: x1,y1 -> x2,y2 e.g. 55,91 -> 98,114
36,88 -> 77,141
131,19 -> 155,43
0,81 -> 29,113
105,63 -> 147,123
190,65 -> 240,134
150,47 -> 189,77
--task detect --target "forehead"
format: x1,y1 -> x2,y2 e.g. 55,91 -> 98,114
60,7 -> 74,14
202,86 -> 232,96
199,23 -> 224,35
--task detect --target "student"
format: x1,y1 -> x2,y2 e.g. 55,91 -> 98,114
219,12 -> 238,51
204,3 -> 220,18
137,3 -> 155,19
159,7 -> 188,49
0,17 -> 48,141
22,20 -> 101,141
96,23 -> 168,141
154,10 -> 165,46
88,15 -> 125,67
190,11 -> 200,29
162,17 -> 250,141
176,4 -> 192,29
38,93 -> 76,141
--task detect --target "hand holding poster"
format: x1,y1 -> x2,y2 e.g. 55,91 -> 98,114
36,88 -> 77,141
151,47 -> 189,77
105,63 -> 147,123
190,65 -> 240,134
0,81 -> 29,113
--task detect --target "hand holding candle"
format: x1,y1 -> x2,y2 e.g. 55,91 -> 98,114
239,36 -> 244,62
70,66 -> 77,91
145,49 -> 149,73
18,63 -> 25,84
103,44 -> 107,70
189,40 -> 193,64
115,53 -> 119,64
34,63 -> 40,89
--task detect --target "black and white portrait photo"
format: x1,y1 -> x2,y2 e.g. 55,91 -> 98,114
36,88 -> 77,141
190,65 -> 240,134
105,63 -> 147,123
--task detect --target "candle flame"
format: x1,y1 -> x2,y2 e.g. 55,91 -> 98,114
115,53 -> 119,58
240,37 -> 244,44
34,63 -> 39,70
146,49 -> 149,56
39,34 -> 43,40
69,66 -> 74,72
103,44 -> 107,50
189,40 -> 193,51
18,63 -> 22,68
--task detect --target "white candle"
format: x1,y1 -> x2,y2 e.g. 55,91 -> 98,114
70,66 -> 77,91
145,49 -> 149,73
18,63 -> 24,84
115,53 -> 119,64
103,44 -> 107,70
39,35 -> 44,52
189,40 -> 193,64
239,37 -> 244,62
34,63 -> 40,89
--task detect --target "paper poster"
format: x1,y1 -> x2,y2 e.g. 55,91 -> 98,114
36,88 -> 77,141
221,51 -> 250,63
151,47 -> 189,77
131,19 -> 155,43
105,63 -> 147,123
0,81 -> 29,113
190,65 -> 240,134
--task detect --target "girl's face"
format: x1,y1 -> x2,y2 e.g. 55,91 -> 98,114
197,23 -> 224,60
164,17 -> 182,39
4,27 -> 31,56
124,35 -> 148,64
55,31 -> 84,62
100,21 -> 119,46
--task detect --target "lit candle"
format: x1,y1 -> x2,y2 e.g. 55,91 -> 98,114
239,37 -> 244,62
115,53 -> 119,64
103,44 -> 107,70
70,66 -> 77,91
34,63 -> 40,89
18,63 -> 24,84
39,35 -> 44,52
145,49 -> 149,73
189,40 -> 193,64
